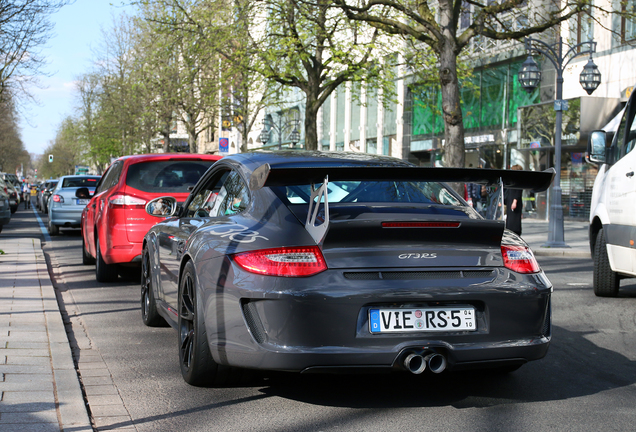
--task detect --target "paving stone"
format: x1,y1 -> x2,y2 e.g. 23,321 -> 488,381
78,368 -> 110,377
4,373 -> 54,384
81,375 -> 114,386
1,391 -> 55,404
0,401 -> 56,413
0,364 -> 51,375
0,348 -> 50,357
0,422 -> 61,432
0,379 -> 54,392
0,408 -> 58,423
89,404 -> 130,417
83,384 -> 119,396
85,394 -> 124,406
5,342 -> 49,349
6,356 -> 50,366
93,415 -> 134,429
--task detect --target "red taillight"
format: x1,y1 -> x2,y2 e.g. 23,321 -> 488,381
501,245 -> 540,274
52,194 -> 63,203
382,222 -> 461,228
233,246 -> 328,277
108,194 -> 146,209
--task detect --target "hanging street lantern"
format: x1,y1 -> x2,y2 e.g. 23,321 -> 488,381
518,56 -> 542,93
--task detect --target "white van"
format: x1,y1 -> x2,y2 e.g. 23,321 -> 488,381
588,90 -> 636,297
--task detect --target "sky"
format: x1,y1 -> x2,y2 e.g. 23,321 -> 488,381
20,0 -> 135,156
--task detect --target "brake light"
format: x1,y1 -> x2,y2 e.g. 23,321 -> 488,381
501,245 -> 540,274
108,194 -> 146,209
52,194 -> 64,203
233,246 -> 328,277
382,222 -> 461,228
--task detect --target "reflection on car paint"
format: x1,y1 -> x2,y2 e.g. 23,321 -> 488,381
206,223 -> 269,243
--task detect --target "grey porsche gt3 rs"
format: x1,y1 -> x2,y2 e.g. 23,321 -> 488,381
140,151 -> 555,386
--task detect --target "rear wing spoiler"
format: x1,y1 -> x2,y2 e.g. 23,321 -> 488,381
249,164 -> 555,245
250,164 -> 555,193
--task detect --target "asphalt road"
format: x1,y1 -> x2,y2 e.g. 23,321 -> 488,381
14,206 -> 636,431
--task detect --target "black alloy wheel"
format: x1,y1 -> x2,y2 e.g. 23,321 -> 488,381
95,236 -> 118,282
593,228 -> 620,297
178,261 -> 227,386
141,248 -> 167,327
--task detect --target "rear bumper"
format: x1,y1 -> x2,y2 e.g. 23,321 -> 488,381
196,260 -> 553,373
103,242 -> 143,265
49,207 -> 83,227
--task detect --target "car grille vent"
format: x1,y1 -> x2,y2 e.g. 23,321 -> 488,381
242,301 -> 266,344
541,299 -> 552,337
343,270 -> 495,281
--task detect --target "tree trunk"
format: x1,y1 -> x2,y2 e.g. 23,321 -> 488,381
438,4 -> 465,170
304,96 -> 319,151
187,127 -> 197,153
161,126 -> 171,153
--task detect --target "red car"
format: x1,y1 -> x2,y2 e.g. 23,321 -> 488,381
80,153 -> 222,282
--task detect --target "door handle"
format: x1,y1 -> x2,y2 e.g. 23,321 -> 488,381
627,171 -> 634,178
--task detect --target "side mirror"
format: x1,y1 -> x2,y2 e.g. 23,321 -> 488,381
146,196 -> 178,218
75,187 -> 92,199
587,130 -> 607,164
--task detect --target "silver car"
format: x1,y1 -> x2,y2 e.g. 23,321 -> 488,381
48,175 -> 100,235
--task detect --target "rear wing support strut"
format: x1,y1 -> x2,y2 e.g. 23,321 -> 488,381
305,176 -> 330,245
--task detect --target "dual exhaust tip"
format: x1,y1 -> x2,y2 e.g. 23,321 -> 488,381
403,351 -> 447,374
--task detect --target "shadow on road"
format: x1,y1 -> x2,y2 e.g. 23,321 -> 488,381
258,325 -> 635,409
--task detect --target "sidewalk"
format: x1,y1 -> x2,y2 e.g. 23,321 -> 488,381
0,220 -> 92,430
521,219 -> 591,259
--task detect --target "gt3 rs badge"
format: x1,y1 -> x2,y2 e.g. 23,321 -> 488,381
398,253 -> 437,259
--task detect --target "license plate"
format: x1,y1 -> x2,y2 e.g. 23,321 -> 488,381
369,307 -> 476,333
76,199 -> 89,205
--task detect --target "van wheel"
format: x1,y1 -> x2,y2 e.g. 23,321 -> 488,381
593,228 -> 619,297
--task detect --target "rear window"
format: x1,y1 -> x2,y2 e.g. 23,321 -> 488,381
61,177 -> 100,188
272,180 -> 463,206
125,160 -> 214,193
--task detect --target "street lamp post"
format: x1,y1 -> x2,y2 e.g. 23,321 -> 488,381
518,36 -> 601,248
259,108 -> 301,150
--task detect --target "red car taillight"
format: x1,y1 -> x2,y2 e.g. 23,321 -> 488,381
108,194 -> 146,209
52,194 -> 64,203
501,245 -> 540,274
233,246 -> 328,277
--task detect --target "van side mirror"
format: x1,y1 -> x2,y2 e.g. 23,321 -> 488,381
587,130 -> 607,164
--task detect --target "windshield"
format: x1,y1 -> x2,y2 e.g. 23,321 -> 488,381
61,177 -> 100,188
126,160 -> 214,193
272,180 -> 463,206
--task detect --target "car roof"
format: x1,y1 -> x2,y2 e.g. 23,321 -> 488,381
221,150 -> 410,174
115,153 -> 223,166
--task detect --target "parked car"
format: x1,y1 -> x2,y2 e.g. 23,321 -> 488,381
38,179 -> 58,213
588,84 -> 636,297
6,181 -> 20,213
140,151 -> 555,386
48,175 -> 101,236
80,153 -> 222,282
0,177 -> 12,232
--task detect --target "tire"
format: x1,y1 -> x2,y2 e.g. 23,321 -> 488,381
82,235 -> 95,265
95,236 -> 118,282
141,248 -> 167,327
593,228 -> 620,297
48,220 -> 59,236
178,261 -> 228,386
